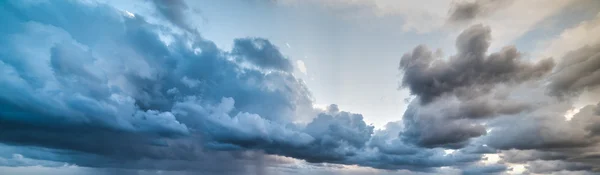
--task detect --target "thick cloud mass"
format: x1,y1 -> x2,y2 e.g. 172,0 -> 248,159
397,20 -> 600,174
0,0 -> 489,174
397,24 -> 554,149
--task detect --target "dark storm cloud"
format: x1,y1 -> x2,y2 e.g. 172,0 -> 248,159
399,24 -> 554,104
232,38 -> 294,72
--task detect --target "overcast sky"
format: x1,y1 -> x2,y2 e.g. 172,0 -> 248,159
1,0 -> 600,174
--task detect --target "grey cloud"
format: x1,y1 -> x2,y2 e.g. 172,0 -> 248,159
481,102 -> 600,172
398,93 -> 530,148
548,171 -> 600,175
549,44 -> 600,97
396,86 -> 531,148
526,160 -> 594,174
447,0 -> 514,23
399,24 -> 554,104
501,150 -> 568,163
448,1 -> 480,23
485,102 -> 600,150
401,101 -> 487,148
452,98 -> 530,119
397,23 -> 599,174
485,115 -> 591,150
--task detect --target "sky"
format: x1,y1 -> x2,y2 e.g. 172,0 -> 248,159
1,0 -> 600,174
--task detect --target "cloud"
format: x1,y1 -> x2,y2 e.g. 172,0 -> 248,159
537,11 -> 600,59
396,22 -> 600,173
172,97 -> 315,150
0,1 -> 490,174
448,1 -> 480,23
501,150 -> 568,163
232,38 -> 294,72
447,0 -> 514,24
525,160 -> 594,174
461,164 -> 507,175
399,24 -> 554,104
2,0 -> 599,174
549,44 -> 600,97
396,24 -> 554,149
0,0 -> 310,173
400,99 -> 487,148
152,0 -> 195,32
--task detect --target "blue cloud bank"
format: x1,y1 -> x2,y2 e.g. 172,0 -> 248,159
0,0 -> 484,174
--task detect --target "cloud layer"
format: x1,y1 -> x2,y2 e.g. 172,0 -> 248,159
1,0 -> 600,174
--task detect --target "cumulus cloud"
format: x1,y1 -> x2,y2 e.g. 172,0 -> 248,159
396,24 -> 554,149
401,99 -> 487,148
399,24 -> 554,104
397,22 -> 600,174
0,0 -> 310,173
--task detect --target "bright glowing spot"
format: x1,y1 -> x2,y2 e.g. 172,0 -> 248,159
193,48 -> 202,55
124,10 -> 135,18
564,107 -> 582,121
444,149 -> 455,155
312,103 -> 328,111
482,154 -> 500,165
296,60 -> 307,75
285,42 -> 291,48
507,164 -> 526,174
181,76 -> 201,88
